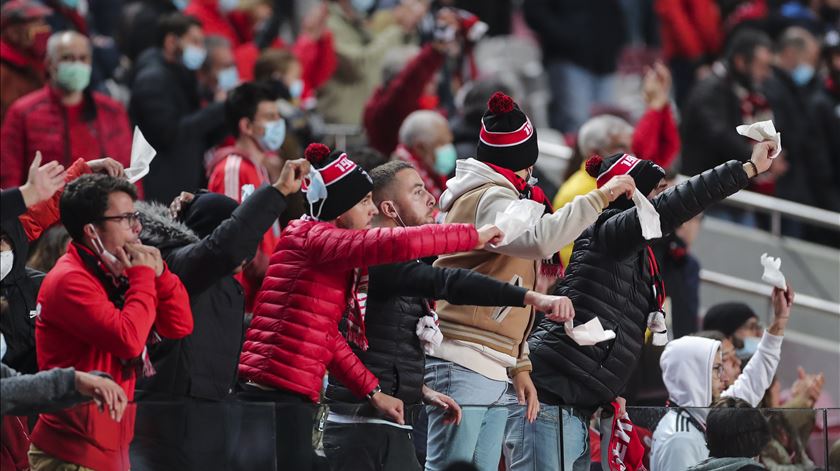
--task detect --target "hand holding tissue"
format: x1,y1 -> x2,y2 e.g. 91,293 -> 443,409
760,253 -> 787,290
736,121 -> 782,159
489,199 -> 545,247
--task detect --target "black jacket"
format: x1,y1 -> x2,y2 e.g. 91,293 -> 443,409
325,259 -> 527,420
810,84 -> 840,193
0,217 -> 43,374
529,160 -> 750,408
522,0 -> 626,75
135,185 -> 287,401
0,189 -> 26,224
128,48 -> 228,203
680,73 -> 754,176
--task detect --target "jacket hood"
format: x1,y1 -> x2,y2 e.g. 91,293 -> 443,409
687,457 -> 761,471
0,219 -> 30,285
438,158 -> 517,212
661,335 -> 720,410
136,201 -> 199,250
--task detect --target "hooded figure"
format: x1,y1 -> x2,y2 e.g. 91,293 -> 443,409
651,330 -> 783,471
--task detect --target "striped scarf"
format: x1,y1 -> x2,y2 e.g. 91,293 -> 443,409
345,268 -> 370,350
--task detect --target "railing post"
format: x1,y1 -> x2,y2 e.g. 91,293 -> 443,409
770,211 -> 782,237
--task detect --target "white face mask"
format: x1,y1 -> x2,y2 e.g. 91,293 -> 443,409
0,333 -> 6,361
87,224 -> 125,276
0,250 -> 12,281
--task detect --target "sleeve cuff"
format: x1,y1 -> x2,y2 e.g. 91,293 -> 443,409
508,358 -> 533,378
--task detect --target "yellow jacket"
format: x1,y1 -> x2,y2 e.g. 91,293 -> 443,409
552,162 -> 597,266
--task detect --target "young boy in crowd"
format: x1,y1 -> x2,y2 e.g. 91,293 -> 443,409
237,143 -> 504,471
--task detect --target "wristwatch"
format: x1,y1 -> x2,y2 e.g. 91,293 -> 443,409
366,385 -> 382,401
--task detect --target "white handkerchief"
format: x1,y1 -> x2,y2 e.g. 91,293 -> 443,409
564,318 -> 616,346
647,311 -> 669,346
632,189 -> 662,240
736,121 -> 782,159
489,198 -> 545,247
124,126 -> 157,183
760,253 -> 787,290
416,315 -> 443,355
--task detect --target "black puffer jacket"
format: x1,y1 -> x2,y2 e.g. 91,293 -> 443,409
529,160 -> 749,408
325,260 -> 527,421
0,217 -> 44,374
135,185 -> 287,401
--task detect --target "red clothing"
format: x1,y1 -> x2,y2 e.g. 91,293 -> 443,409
239,219 -> 478,403
18,158 -> 91,241
364,44 -> 445,156
0,86 -> 132,189
0,40 -> 45,125
631,106 -> 681,170
0,416 -> 29,471
185,0 -> 242,47
207,146 -> 279,311
32,244 -> 193,471
655,0 -> 722,62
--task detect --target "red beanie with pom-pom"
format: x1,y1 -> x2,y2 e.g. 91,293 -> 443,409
301,143 -> 373,221
476,91 -> 538,171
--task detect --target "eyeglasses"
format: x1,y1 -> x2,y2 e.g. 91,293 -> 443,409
712,364 -> 725,378
98,211 -> 141,227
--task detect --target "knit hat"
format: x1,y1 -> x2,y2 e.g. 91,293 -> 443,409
585,153 -> 665,207
302,143 -> 373,221
702,302 -> 758,337
182,191 -> 239,239
476,91 -> 538,172
0,0 -> 51,28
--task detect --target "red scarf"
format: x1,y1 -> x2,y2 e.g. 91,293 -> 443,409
484,163 -> 564,276
346,268 -> 369,350
394,145 -> 447,201
605,401 -> 648,471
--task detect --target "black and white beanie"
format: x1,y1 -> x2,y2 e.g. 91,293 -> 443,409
302,143 -> 373,221
476,91 -> 539,172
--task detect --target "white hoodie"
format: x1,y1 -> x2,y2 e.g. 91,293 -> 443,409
650,332 -> 783,471
439,158 -> 606,261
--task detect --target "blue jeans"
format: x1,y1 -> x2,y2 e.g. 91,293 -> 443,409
423,358 -> 512,471
503,397 -> 591,471
546,60 -> 617,133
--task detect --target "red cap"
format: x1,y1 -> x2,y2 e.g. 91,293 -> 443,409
1,0 -> 52,28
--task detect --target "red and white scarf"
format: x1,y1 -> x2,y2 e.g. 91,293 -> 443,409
394,145 -> 447,201
346,268 -> 370,350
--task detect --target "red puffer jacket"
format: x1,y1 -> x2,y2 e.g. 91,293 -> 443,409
239,219 -> 478,403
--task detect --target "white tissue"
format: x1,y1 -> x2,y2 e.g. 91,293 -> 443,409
760,253 -> 787,290
736,121 -> 782,159
124,126 -> 157,184
564,318 -> 616,346
647,311 -> 669,346
416,315 -> 443,355
632,189 -> 662,240
489,199 -> 545,247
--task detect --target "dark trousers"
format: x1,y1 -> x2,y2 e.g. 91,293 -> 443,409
236,384 -> 328,471
323,422 -> 422,471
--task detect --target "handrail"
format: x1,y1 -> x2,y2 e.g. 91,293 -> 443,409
700,268 -> 840,317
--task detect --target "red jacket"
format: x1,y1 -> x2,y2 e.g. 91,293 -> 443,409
207,146 -> 279,311
0,86 -> 132,189
631,106 -> 681,170
363,44 -> 445,156
655,0 -> 722,62
32,244 -> 193,471
239,219 -> 478,402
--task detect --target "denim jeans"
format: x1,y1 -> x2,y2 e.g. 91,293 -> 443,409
503,396 -> 591,471
423,358 -> 512,471
546,60 -> 617,133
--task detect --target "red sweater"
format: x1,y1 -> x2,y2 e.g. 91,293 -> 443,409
631,106 -> 681,170
655,0 -> 722,62
363,44 -> 445,155
239,219 -> 478,402
0,86 -> 132,189
32,244 -> 193,471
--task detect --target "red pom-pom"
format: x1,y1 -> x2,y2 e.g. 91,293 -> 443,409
585,155 -> 604,177
305,143 -> 331,165
487,91 -> 515,114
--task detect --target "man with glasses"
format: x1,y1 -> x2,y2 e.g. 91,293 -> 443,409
29,174 -> 193,471
651,285 -> 794,471
1,30 -> 133,190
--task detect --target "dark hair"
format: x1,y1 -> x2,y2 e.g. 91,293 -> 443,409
370,160 -> 414,199
27,224 -> 70,273
253,49 -> 297,82
157,13 -> 202,48
695,330 -> 727,342
60,174 -> 137,242
225,82 -> 279,137
725,28 -> 773,67
706,397 -> 771,458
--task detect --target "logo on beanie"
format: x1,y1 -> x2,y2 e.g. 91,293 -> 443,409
479,118 -> 534,147
596,154 -> 641,188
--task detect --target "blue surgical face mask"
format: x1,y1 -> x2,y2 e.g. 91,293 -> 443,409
172,0 -> 188,11
55,61 -> 92,92
182,44 -> 207,71
219,0 -> 239,13
217,66 -> 240,92
434,143 -> 457,176
258,119 -> 286,151
736,336 -> 760,359
289,79 -> 304,100
351,0 -> 376,15
791,64 -> 815,86
60,0 -> 80,9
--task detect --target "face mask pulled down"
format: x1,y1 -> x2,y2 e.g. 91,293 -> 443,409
88,224 -> 126,276
0,250 -> 13,281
